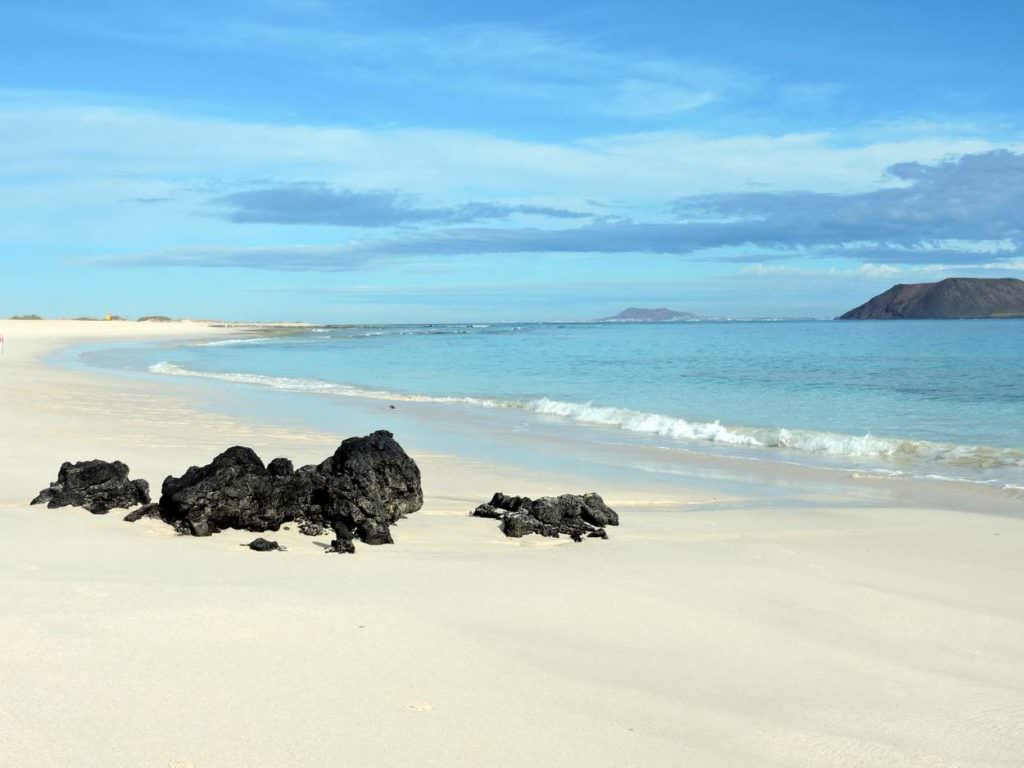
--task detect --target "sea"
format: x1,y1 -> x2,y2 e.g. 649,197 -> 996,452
71,319 -> 1024,495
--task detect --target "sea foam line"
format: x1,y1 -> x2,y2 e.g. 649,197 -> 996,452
148,362 -> 504,406
148,362 -> 1024,470
193,337 -> 277,347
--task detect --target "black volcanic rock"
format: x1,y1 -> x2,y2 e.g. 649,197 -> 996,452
838,278 -> 1024,319
247,538 -> 283,552
326,535 -> 356,554
309,431 -> 424,553
600,307 -> 699,322
157,431 -> 422,552
32,460 -> 151,514
123,503 -> 162,522
500,509 -> 550,538
298,519 -> 328,536
158,446 -> 310,536
576,492 -> 619,527
472,492 -> 618,541
267,457 -> 295,477
471,503 -> 504,520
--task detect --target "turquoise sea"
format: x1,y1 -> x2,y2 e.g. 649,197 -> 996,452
77,320 -> 1024,492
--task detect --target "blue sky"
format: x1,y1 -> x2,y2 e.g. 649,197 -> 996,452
1,0 -> 1023,321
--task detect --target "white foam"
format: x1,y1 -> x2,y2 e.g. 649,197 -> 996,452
193,337 -> 276,347
517,399 -> 1024,469
148,362 -> 505,408
148,362 -> 1024,473
525,398 -> 763,446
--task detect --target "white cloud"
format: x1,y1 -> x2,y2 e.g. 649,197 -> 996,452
742,260 -> 1024,280
602,79 -> 716,118
0,94 -> 1014,203
9,12 -> 735,119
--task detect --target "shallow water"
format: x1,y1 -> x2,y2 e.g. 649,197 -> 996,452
77,320 -> 1024,490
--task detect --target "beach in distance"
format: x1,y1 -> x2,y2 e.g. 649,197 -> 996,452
2,319 -> 1023,768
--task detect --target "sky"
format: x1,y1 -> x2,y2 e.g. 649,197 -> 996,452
1,0 -> 1023,321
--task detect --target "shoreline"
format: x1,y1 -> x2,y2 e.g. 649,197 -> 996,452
2,320 -> 1024,767
48,320 -> 1024,518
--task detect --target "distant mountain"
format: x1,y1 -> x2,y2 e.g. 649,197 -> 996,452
599,307 -> 700,322
838,278 -> 1024,320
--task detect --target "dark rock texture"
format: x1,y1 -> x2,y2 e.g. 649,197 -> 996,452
158,446 -> 311,537
267,457 -> 295,477
472,492 -> 618,541
838,278 -> 1024,319
157,431 -> 422,552
306,431 -> 424,553
32,460 -> 151,514
297,519 -> 328,536
123,503 -> 162,522
247,538 -> 283,552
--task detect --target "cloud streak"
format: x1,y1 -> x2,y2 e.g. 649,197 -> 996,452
9,9 -> 732,121
1,96 -> 1007,200
94,244 -> 375,272
94,150 -> 1024,271
211,184 -> 590,226
673,149 -> 1024,251
163,19 -> 734,119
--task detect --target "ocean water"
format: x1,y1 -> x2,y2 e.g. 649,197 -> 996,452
80,320 -> 1024,491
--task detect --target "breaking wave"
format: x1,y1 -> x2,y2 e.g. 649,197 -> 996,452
524,399 -> 1024,469
193,337 -> 277,347
147,362 -> 504,407
148,362 -> 1024,472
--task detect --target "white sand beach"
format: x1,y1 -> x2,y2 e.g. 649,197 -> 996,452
1,320 -> 1023,768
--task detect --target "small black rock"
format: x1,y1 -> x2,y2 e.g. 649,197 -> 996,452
123,503 -> 162,522
32,460 -> 151,514
297,519 -> 328,536
471,503 -> 504,520
327,538 -> 356,554
247,538 -> 283,552
474,491 -> 618,542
